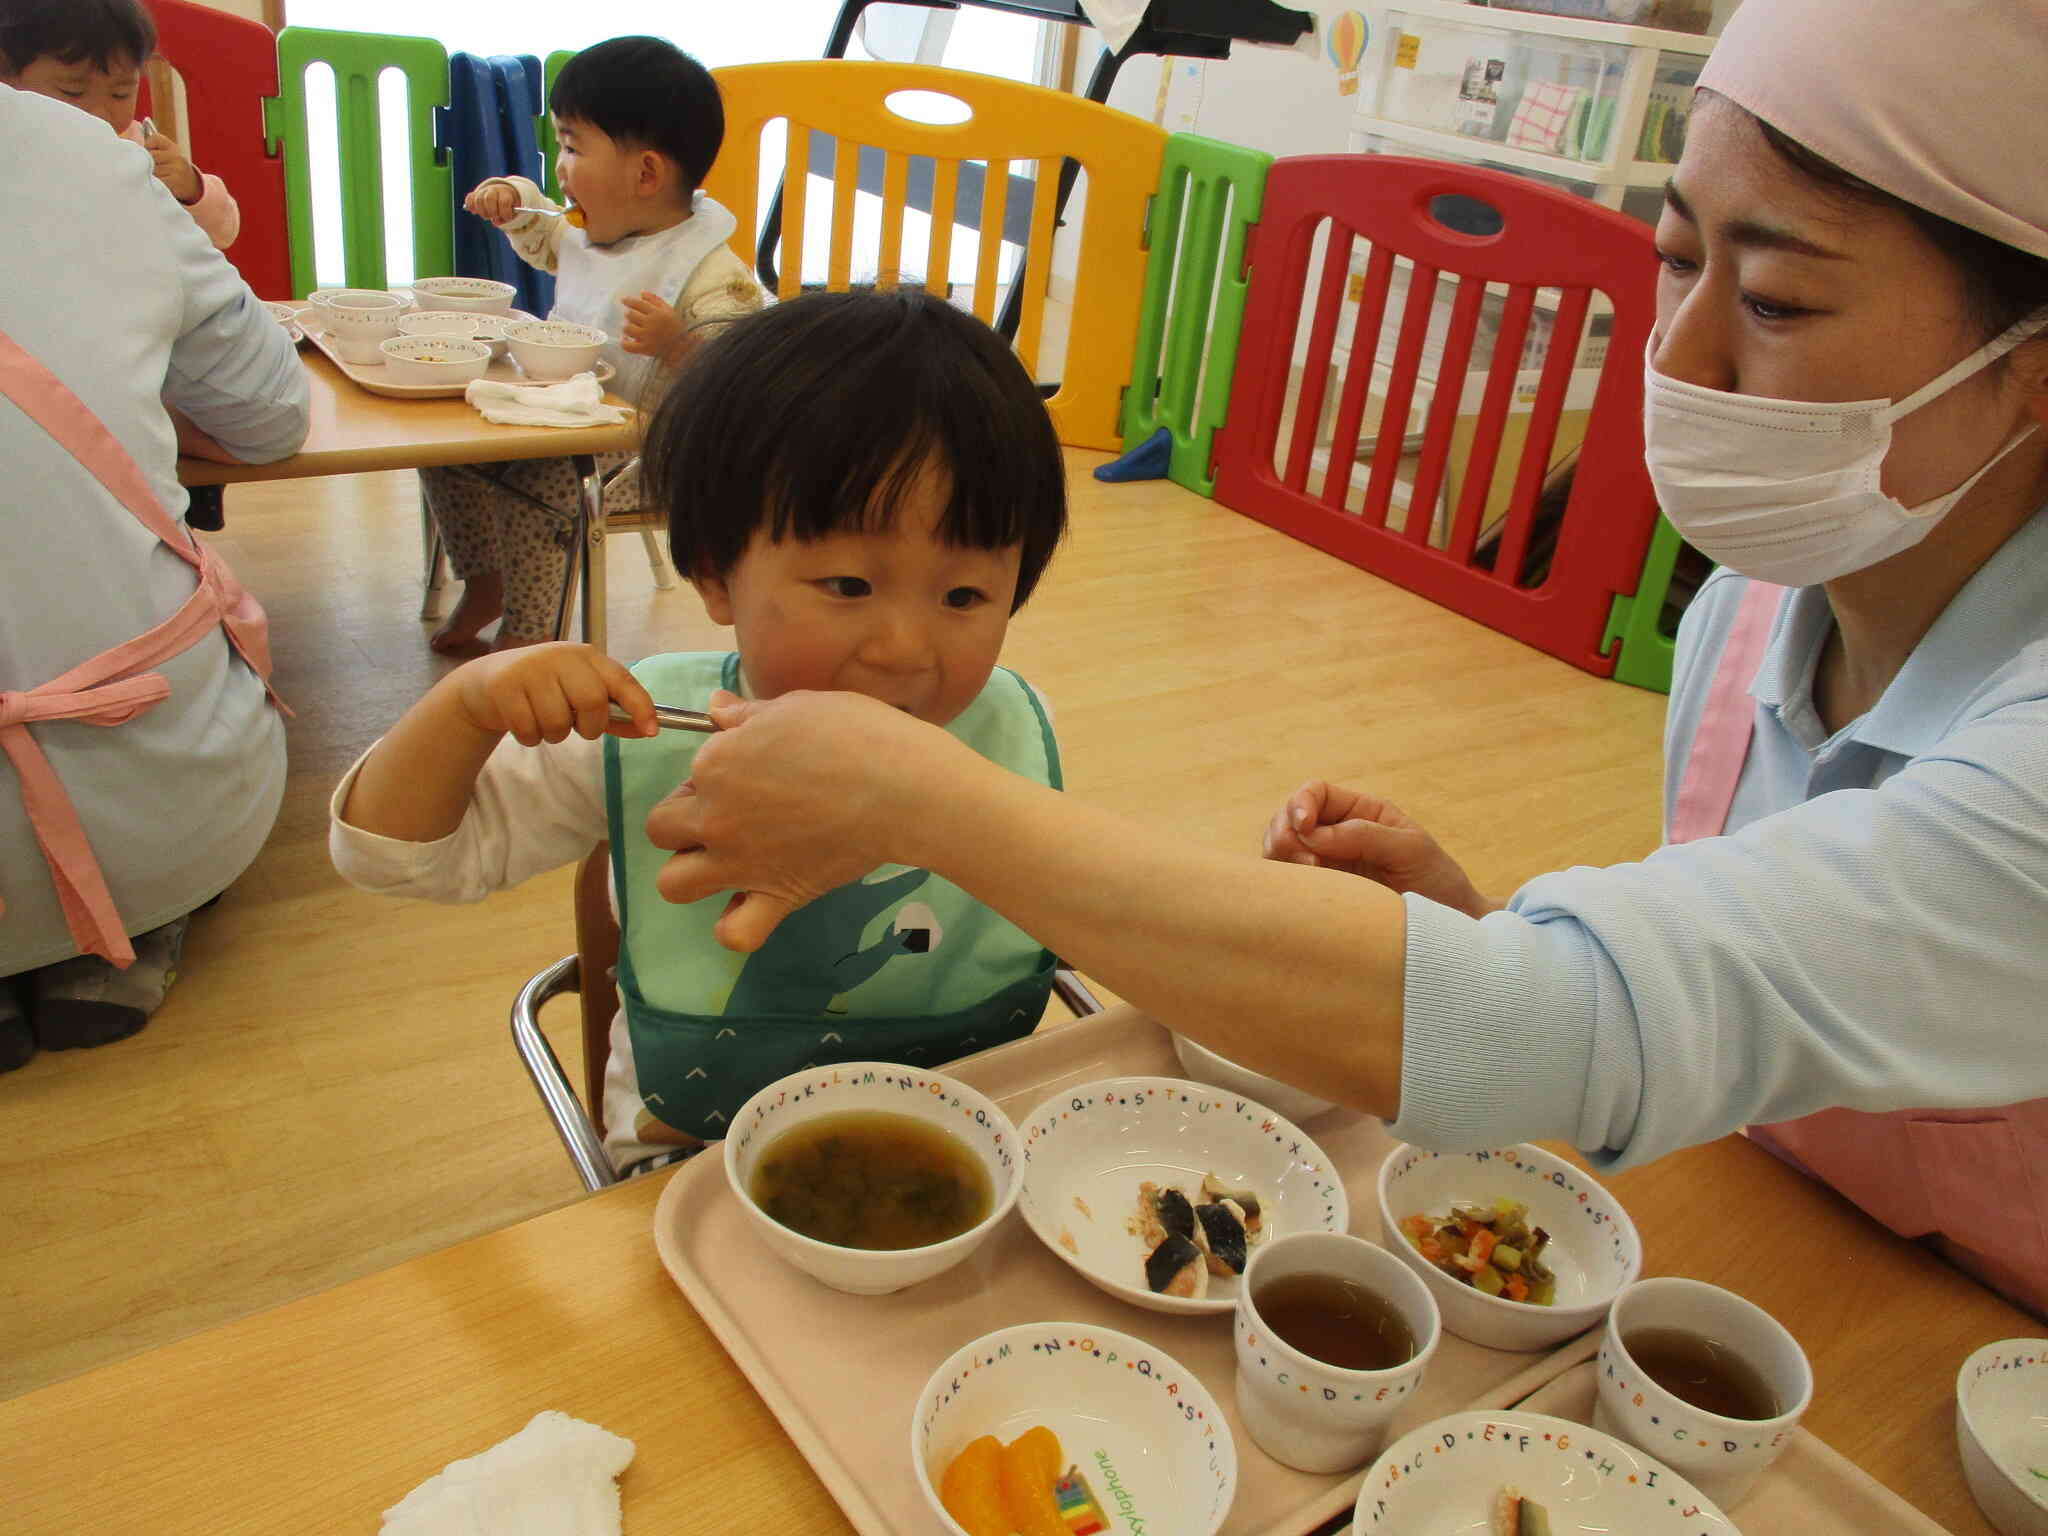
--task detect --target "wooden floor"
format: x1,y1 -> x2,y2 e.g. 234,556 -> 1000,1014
0,450 -> 1667,1400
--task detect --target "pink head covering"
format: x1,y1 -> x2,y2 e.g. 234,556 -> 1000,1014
1699,0 -> 2048,260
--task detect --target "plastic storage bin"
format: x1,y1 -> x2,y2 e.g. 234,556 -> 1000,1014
1376,7 -> 1632,164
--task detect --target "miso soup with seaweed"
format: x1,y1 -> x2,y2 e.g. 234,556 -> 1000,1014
748,1109 -> 992,1250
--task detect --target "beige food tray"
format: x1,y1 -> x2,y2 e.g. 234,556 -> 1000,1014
1514,1357 -> 1950,1534
298,309 -> 614,399
652,1006 -> 1599,1535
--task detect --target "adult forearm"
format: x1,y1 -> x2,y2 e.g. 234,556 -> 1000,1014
895,748 -> 1410,1117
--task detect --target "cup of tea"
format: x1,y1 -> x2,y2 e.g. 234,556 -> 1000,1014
1593,1277 -> 1813,1509
1232,1231 -> 1441,1473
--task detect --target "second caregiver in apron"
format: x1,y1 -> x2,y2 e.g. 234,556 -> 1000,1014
0,83 -> 305,1069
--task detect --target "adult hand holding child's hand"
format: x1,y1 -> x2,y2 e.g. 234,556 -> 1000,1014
462,180 -> 520,227
647,690 -> 958,952
1262,781 -> 1500,919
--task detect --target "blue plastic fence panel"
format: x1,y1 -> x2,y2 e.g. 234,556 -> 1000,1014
442,52 -> 555,316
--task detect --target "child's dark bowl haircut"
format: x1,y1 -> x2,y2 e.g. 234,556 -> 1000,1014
644,289 -> 1069,612
0,0 -> 154,74
549,36 -> 723,196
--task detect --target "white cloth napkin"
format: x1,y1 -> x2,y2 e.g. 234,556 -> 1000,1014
465,373 -> 630,428
379,1411 -> 636,1536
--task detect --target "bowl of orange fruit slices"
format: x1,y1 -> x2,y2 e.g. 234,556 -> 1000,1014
912,1321 -> 1236,1535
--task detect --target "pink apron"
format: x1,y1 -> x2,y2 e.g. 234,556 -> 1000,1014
1668,580 -> 2048,1317
0,327 -> 284,969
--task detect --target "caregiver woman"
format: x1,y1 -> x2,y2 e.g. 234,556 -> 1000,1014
0,84 -> 305,1068
645,0 -> 2048,1316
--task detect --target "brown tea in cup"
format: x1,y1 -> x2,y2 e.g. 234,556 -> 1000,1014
1253,1271 -> 1416,1370
1624,1326 -> 1782,1419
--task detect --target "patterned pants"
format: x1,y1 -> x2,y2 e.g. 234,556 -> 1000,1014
418,451 -> 635,642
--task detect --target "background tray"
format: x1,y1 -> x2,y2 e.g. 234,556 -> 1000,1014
652,1007 -> 1601,1535
1514,1361 -> 1951,1534
298,308 -> 613,400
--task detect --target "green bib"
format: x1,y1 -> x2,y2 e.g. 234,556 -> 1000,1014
604,653 -> 1060,1139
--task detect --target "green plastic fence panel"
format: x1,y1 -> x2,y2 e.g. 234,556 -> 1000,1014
1120,133 -> 1274,497
536,50 -> 576,203
1602,513 -> 1686,693
263,27 -> 453,298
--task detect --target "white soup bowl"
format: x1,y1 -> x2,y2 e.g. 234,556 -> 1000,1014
505,319 -> 607,381
722,1061 -> 1021,1296
407,275 -> 517,314
377,335 -> 492,386
1956,1338 -> 2048,1535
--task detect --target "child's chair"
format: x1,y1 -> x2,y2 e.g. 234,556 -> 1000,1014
511,844 -> 1105,1192
702,60 -> 1166,451
1210,155 -> 1664,678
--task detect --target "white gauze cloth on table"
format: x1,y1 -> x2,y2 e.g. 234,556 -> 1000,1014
379,1410 -> 636,1536
465,373 -> 630,429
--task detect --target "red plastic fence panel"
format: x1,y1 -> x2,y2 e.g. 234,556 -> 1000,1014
1211,155 -> 1661,677
138,0 -> 290,301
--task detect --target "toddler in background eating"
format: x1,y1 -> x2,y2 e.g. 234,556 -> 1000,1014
422,35 -> 762,655
0,0 -> 238,250
332,291 -> 1073,1179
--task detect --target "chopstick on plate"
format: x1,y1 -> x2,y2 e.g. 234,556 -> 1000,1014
610,702 -> 717,734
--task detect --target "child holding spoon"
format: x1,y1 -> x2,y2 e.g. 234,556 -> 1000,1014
421,35 -> 762,655
0,0 -> 239,251
334,291 -> 1072,1179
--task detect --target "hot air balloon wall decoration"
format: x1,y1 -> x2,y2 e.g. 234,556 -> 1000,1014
1327,9 -> 1369,96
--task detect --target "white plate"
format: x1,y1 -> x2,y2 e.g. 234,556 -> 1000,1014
1013,1074 -> 1348,1317
299,308 -> 613,399
1353,1409 -> 1736,1534
911,1321 -> 1237,1536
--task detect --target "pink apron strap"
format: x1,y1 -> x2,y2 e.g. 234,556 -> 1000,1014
1666,580 -> 1785,844
0,326 -> 284,965
1670,577 -> 2048,1309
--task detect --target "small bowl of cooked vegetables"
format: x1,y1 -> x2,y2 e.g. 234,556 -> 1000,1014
1375,1142 -> 1642,1352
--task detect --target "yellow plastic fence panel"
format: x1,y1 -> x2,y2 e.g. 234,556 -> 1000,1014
705,61 -> 1166,450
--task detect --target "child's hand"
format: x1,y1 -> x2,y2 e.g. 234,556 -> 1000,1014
1261,781 -> 1500,918
620,291 -> 685,360
452,642 -> 656,747
142,128 -> 203,205
463,181 -> 521,227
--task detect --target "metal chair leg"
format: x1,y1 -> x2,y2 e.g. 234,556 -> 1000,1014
573,454 -> 607,652
419,492 -> 449,621
640,529 -> 676,590
510,956 -> 617,1193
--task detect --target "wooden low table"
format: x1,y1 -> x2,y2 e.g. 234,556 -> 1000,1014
0,1008 -> 2030,1533
181,348 -> 639,647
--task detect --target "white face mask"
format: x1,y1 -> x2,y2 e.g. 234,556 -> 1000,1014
1643,309 -> 2048,586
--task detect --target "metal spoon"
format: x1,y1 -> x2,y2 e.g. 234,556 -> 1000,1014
516,205 -> 568,218
610,702 -> 717,734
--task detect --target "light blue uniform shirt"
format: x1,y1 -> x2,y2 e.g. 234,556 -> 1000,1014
0,87 -> 306,973
1392,505 -> 2048,1170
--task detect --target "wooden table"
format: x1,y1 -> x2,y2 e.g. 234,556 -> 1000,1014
180,348 -> 640,647
1,1008 -> 2032,1535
